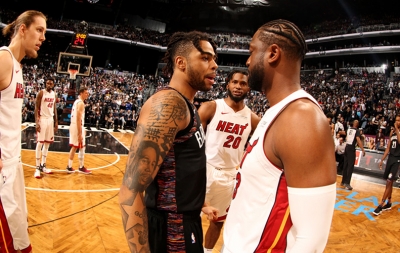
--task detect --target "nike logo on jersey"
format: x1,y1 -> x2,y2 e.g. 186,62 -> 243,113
16,69 -> 20,73
221,112 -> 229,114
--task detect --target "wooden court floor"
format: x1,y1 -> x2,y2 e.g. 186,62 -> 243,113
20,126 -> 400,253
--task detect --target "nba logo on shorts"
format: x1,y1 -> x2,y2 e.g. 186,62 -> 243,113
191,232 -> 196,243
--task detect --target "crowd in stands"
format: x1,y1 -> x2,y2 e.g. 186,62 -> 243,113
307,39 -> 400,53
2,8 -> 400,49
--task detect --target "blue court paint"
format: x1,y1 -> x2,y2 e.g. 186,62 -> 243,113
335,188 -> 400,221
335,199 -> 354,213
352,205 -> 375,221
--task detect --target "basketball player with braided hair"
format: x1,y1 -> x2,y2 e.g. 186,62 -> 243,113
0,10 -> 47,253
223,19 -> 336,253
119,31 -> 219,253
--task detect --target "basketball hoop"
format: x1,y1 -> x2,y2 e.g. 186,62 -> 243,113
68,69 -> 78,80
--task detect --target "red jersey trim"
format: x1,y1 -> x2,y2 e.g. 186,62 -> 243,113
255,174 -> 293,252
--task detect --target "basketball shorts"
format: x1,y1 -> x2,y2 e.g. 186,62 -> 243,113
69,123 -> 86,148
0,156 -> 32,252
37,117 -> 54,143
383,156 -> 400,181
147,208 -> 203,253
205,163 -> 237,221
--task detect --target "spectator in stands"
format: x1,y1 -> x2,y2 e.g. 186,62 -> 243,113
359,128 -> 366,148
360,113 -> 370,130
368,138 -> 376,150
376,126 -> 386,150
377,138 -> 387,151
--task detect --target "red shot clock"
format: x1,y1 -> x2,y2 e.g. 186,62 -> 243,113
71,33 -> 88,48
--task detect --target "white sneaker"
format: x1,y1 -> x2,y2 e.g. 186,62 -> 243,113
42,167 -> 52,174
34,169 -> 41,179
41,164 -> 53,174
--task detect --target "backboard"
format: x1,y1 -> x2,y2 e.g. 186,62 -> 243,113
57,52 -> 93,76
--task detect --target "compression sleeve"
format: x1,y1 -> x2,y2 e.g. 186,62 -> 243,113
287,183 -> 336,253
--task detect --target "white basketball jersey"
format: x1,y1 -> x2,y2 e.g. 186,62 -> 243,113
70,98 -> 84,126
39,89 -> 55,118
205,99 -> 252,169
223,90 -> 320,253
0,47 -> 24,160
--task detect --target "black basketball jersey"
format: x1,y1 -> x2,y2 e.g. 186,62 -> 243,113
389,132 -> 400,157
145,87 -> 206,213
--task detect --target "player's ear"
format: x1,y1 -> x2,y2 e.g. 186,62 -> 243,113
175,56 -> 186,72
267,44 -> 281,64
17,23 -> 28,38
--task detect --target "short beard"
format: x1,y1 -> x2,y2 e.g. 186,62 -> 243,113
187,63 -> 210,92
227,89 -> 246,103
248,58 -> 264,92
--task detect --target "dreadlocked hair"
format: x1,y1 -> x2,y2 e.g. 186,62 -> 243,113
162,31 -> 217,77
258,19 -> 307,60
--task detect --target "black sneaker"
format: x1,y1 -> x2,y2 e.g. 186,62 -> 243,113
382,203 -> 392,211
345,184 -> 353,190
373,205 -> 382,215
66,166 -> 75,173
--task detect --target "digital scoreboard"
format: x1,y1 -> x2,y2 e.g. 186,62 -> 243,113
71,33 -> 88,49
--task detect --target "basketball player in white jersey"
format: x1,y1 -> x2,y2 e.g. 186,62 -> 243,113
34,77 -> 58,178
198,69 -> 260,252
223,20 -> 336,253
0,10 -> 46,253
66,86 -> 91,174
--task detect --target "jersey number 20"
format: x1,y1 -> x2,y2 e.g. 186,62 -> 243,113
223,135 -> 242,149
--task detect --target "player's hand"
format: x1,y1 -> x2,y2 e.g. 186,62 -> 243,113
36,124 -> 41,133
379,162 -> 383,170
202,206 -> 219,221
54,123 -> 58,132
362,150 -> 365,157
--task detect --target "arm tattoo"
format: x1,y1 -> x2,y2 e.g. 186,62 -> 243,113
160,127 -> 177,158
145,93 -> 187,154
120,91 -> 188,253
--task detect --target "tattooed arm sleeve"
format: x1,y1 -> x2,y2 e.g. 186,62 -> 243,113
119,90 -> 190,253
